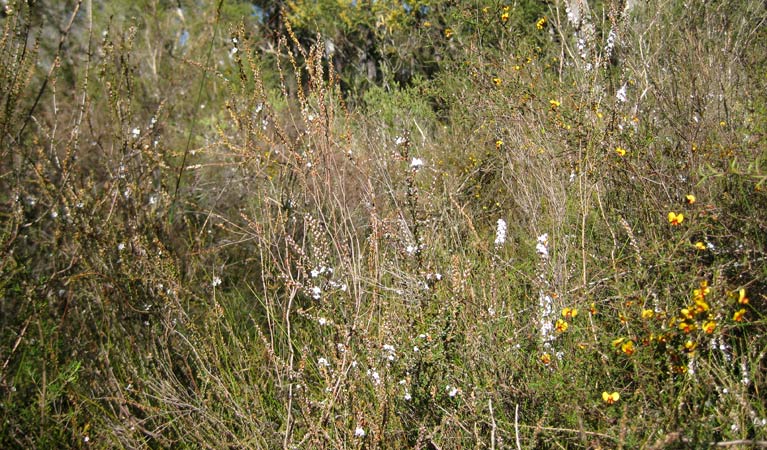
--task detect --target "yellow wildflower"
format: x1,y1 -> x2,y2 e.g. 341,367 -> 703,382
602,391 -> 620,404
693,299 -> 709,314
738,288 -> 749,305
702,320 -> 716,334
536,17 -> 546,30
684,340 -> 697,353
501,11 -> 510,22
621,340 -> 635,356
685,194 -> 696,204
679,321 -> 696,333
619,312 -> 628,324
540,352 -> 551,365
733,308 -> 746,322
615,147 -> 627,156
668,212 -> 684,226
549,99 -> 561,108
495,139 -> 503,150
694,241 -> 706,250
444,28 -> 453,38
641,309 -> 654,320
555,319 -> 568,333
493,77 -> 502,86
562,307 -> 578,319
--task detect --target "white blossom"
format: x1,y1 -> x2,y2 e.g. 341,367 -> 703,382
494,218 -> 507,246
616,84 -> 628,103
410,157 -> 424,170
536,233 -> 549,259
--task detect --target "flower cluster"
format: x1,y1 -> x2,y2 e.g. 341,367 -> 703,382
609,278 -> 752,376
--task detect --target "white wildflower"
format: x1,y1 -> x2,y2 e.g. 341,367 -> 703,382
317,357 -> 329,368
367,369 -> 381,385
494,218 -> 507,246
410,157 -> 424,170
383,344 -> 396,361
212,276 -> 222,287
310,286 -> 321,300
536,233 -> 549,259
446,385 -> 460,397
395,135 -> 407,146
318,317 -> 328,326
616,84 -> 628,103
131,127 -> 140,138
354,427 -> 366,438
604,28 -> 617,56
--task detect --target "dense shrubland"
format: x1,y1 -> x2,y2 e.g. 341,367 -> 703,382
1,0 -> 766,448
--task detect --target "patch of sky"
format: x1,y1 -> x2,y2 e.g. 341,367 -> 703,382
178,29 -> 189,47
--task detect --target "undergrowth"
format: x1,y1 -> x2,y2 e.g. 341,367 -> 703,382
1,0 -> 766,448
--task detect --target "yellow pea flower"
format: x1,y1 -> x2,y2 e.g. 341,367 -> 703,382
668,212 -> 684,226
694,241 -> 706,250
738,288 -> 749,305
679,321 -> 696,333
685,194 -> 696,204
536,17 -> 546,30
555,319 -> 568,333
615,147 -> 627,156
562,307 -> 578,319
602,391 -> 620,404
621,340 -> 635,356
733,309 -> 746,322
641,309 -> 654,319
